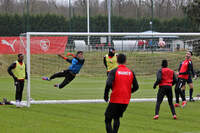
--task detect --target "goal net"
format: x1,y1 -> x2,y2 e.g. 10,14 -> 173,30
14,32 -> 200,107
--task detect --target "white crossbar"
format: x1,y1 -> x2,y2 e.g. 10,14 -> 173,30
23,32 -> 200,36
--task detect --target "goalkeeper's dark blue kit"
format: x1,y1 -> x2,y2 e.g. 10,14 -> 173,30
49,57 -> 84,88
68,58 -> 84,74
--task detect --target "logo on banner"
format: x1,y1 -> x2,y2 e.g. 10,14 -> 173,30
1,39 -> 16,52
40,39 -> 50,52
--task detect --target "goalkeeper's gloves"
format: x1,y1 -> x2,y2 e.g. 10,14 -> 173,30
66,53 -> 76,58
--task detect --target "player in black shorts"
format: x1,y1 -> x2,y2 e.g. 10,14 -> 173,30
181,51 -> 196,102
183,73 -> 196,102
104,54 -> 139,133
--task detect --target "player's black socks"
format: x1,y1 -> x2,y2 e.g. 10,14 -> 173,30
182,90 -> 185,96
169,104 -> 176,115
190,88 -> 194,100
175,88 -> 180,103
105,117 -> 112,133
155,102 -> 161,115
181,90 -> 186,101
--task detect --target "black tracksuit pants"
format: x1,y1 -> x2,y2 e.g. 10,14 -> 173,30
49,70 -> 75,88
155,85 -> 176,116
175,78 -> 186,103
15,80 -> 24,102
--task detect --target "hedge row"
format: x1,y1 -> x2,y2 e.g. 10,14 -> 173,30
0,14 -> 198,36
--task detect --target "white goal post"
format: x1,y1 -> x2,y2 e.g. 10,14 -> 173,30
23,32 -> 200,107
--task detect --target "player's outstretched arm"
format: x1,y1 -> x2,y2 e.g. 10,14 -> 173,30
66,53 -> 76,58
58,54 -> 73,63
58,54 -> 67,59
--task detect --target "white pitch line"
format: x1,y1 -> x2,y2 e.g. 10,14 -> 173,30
10,97 -> 200,106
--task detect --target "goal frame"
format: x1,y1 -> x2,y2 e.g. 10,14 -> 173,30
24,32 -> 200,107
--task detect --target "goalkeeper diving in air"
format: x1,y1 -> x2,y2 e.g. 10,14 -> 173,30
42,51 -> 85,89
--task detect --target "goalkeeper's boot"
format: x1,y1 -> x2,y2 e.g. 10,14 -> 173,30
182,101 -> 187,108
153,115 -> 159,120
173,115 -> 177,120
42,77 -> 50,81
174,103 -> 180,107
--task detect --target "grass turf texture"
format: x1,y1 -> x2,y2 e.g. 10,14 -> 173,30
1,51 -> 200,133
0,76 -> 200,133
0,101 -> 200,133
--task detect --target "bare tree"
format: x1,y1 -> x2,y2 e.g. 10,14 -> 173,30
154,0 -> 165,18
90,0 -> 100,16
0,0 -> 188,19
0,0 -> 14,13
132,0 -> 141,18
73,0 -> 87,16
99,0 -> 107,16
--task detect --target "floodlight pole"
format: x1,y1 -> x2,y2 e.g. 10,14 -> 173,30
87,0 -> 90,50
69,0 -> 71,32
151,0 -> 153,32
150,0 -> 153,53
108,0 -> 111,48
26,0 -> 30,32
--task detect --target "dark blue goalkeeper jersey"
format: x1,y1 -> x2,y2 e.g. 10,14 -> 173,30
67,57 -> 84,74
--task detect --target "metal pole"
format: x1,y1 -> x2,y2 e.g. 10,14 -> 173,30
69,0 -> 71,32
26,33 -> 31,107
151,0 -> 153,31
107,0 -> 111,47
151,0 -> 153,53
26,0 -> 31,107
87,0 -> 90,50
26,0 -> 30,32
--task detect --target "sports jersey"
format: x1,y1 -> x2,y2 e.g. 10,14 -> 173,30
12,61 -> 26,80
104,54 -> 118,72
178,59 -> 192,80
154,67 -> 177,87
68,57 -> 84,74
104,65 -> 139,104
159,68 -> 174,86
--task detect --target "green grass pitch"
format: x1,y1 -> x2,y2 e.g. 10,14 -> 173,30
0,76 -> 200,133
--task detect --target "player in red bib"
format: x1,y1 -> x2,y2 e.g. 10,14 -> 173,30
181,51 -> 196,102
104,53 -> 139,133
153,60 -> 177,119
175,51 -> 194,107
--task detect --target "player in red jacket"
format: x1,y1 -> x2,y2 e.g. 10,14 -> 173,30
180,51 -> 196,102
104,53 -> 139,133
175,51 -> 195,107
153,60 -> 177,119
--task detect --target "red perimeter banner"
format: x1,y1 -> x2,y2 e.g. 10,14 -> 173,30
0,36 -> 68,54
